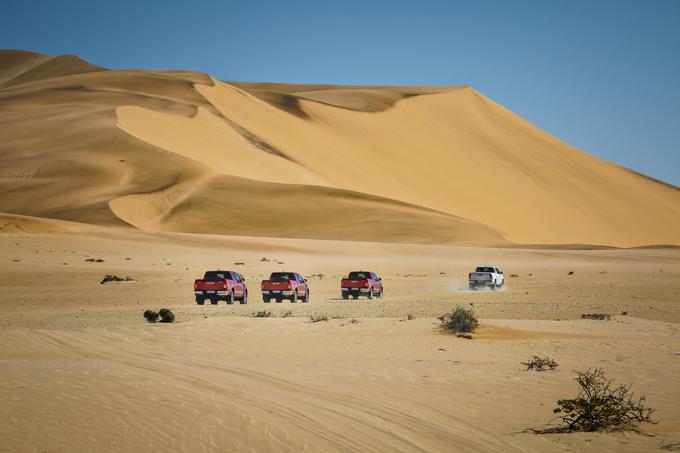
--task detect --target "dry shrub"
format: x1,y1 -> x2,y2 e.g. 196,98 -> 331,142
406,313 -> 415,320
100,275 -> 136,284
309,314 -> 329,323
553,368 -> 654,431
253,311 -> 272,318
280,310 -> 293,318
581,313 -> 611,320
523,355 -> 559,371
439,306 -> 478,333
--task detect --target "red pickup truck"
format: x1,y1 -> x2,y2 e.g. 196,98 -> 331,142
261,272 -> 310,303
194,270 -> 248,305
341,271 -> 383,300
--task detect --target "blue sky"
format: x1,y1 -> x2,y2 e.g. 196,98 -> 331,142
3,0 -> 679,186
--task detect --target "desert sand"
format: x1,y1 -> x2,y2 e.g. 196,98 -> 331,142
1,50 -> 680,452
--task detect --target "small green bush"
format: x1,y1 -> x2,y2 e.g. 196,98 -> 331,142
439,306 -> 479,333
158,308 -> 175,323
143,310 -> 159,323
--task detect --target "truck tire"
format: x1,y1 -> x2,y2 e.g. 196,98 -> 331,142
240,291 -> 248,304
263,297 -> 271,303
342,293 -> 349,300
227,291 -> 235,304
491,282 -> 497,290
291,291 -> 298,303
302,290 -> 309,303
368,289 -> 374,300
469,284 -> 476,291
352,294 -> 359,300
379,289 -> 384,299
196,297 -> 205,305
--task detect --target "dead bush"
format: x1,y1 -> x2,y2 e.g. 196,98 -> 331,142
523,355 -> 559,371
406,313 -> 415,320
309,314 -> 329,323
253,311 -> 272,318
553,368 -> 654,431
100,274 -> 136,284
439,306 -> 478,333
581,313 -> 611,320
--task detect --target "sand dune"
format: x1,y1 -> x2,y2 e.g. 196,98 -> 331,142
1,49 -> 679,246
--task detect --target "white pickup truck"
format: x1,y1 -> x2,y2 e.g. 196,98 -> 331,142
468,265 -> 504,290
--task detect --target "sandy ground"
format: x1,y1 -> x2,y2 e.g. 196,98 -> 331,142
1,229 -> 679,452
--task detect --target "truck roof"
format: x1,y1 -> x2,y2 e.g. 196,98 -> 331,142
204,270 -> 237,278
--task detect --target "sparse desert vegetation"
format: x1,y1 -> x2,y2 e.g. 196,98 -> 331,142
158,308 -> 175,323
522,355 -> 559,371
143,310 -> 159,323
552,368 -> 654,432
100,274 -> 136,284
309,314 -> 329,323
581,313 -> 612,320
253,311 -> 272,318
439,306 -> 479,334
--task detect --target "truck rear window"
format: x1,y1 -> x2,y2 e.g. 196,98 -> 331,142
348,272 -> 371,279
204,271 -> 229,280
475,267 -> 495,273
270,272 -> 295,281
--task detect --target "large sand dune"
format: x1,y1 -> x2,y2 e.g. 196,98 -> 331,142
2,49 -> 679,246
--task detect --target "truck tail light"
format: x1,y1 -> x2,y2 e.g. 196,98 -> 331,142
194,281 -> 198,290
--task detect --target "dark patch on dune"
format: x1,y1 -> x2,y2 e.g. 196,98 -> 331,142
216,114 -> 297,162
239,89 -> 310,119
